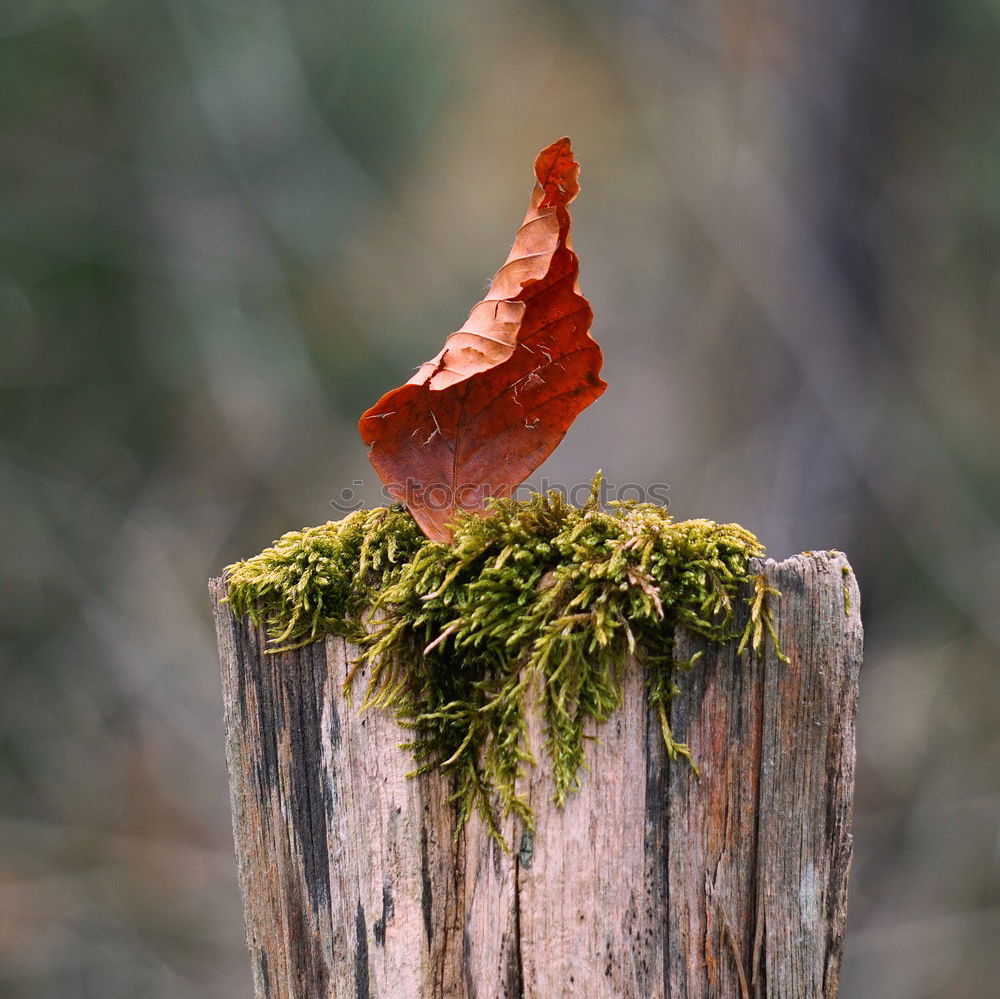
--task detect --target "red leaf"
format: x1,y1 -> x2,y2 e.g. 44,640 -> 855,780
358,137 -> 606,541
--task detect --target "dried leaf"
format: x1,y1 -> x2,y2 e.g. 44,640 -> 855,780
358,137 -> 606,541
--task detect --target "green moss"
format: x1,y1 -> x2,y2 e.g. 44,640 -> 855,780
225,478 -> 777,842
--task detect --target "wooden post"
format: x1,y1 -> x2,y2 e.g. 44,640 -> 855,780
210,551 -> 861,999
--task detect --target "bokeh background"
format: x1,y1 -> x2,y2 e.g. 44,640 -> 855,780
2,0 -> 998,995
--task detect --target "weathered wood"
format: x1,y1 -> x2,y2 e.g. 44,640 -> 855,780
211,551 -> 861,998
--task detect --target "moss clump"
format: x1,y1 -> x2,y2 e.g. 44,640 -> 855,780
226,480 -> 772,841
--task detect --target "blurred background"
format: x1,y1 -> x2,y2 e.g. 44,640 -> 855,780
2,0 -> 998,995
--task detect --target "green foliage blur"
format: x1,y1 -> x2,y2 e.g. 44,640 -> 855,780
1,1 -> 998,996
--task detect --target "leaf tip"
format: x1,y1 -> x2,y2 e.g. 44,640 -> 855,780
535,136 -> 580,208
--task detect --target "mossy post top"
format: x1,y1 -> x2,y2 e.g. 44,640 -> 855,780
222,480 -> 782,836
211,540 -> 861,998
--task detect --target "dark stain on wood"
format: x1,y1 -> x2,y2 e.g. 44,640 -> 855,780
373,881 -> 394,947
420,824 -> 434,945
256,950 -> 271,999
503,915 -> 523,999
237,618 -> 279,814
282,641 -> 332,917
354,899 -> 370,999
643,693 -> 670,993
283,868 -> 329,998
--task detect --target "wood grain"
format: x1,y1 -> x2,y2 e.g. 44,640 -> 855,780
211,550 -> 862,998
